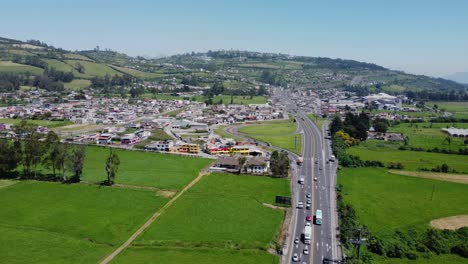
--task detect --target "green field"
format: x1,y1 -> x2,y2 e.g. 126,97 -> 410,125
238,119 -> 302,154
428,101 -> 468,119
376,253 -> 468,264
82,146 -> 212,190
338,168 -> 468,237
307,114 -> 327,130
0,118 -> 73,128
64,60 -> 121,78
112,247 -> 278,264
137,173 -> 290,249
0,181 -> 168,263
348,140 -> 468,173
213,124 -> 244,141
0,61 -> 43,75
193,95 -> 267,105
110,65 -> 165,80
64,78 -> 91,90
388,122 -> 468,151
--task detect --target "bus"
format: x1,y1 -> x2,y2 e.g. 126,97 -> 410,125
315,209 -> 322,225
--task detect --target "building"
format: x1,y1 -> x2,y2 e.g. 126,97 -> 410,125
244,157 -> 270,175
442,128 -> 468,138
178,143 -> 200,154
145,140 -> 174,152
97,133 -> 113,144
210,156 -> 241,173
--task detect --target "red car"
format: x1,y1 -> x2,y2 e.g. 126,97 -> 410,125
306,215 -> 312,221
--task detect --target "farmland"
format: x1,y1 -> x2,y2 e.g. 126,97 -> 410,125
338,168 -> 468,237
0,181 -> 168,263
112,247 -> 278,264
82,146 -> 212,190
388,122 -> 468,151
0,61 -> 43,75
428,101 -> 468,119
137,173 -> 290,248
238,118 -> 302,154
347,140 -> 468,173
0,118 -> 73,128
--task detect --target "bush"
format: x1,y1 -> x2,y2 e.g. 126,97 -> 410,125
388,162 -> 404,169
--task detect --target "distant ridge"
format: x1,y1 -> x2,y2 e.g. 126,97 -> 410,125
445,72 -> 468,84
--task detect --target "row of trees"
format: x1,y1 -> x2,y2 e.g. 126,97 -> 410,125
0,73 -> 21,92
0,121 -> 85,182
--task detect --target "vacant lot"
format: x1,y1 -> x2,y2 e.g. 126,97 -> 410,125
82,146 -> 212,190
112,247 -> 278,264
238,119 -> 302,154
137,173 -> 290,249
0,118 -> 73,128
348,140 -> 468,173
338,168 -> 468,237
0,181 -> 168,263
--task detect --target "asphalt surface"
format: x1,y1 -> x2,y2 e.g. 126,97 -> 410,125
221,92 -> 341,264
280,91 -> 341,264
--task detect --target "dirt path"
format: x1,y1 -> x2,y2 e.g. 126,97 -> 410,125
389,170 -> 468,184
431,215 -> 468,230
99,171 -> 209,264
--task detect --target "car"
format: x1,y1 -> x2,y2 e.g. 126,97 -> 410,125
314,160 -> 318,164
313,177 -> 318,181
292,253 -> 300,262
319,167 -> 323,170
297,202 -> 304,209
303,247 -> 309,255
306,204 -> 311,210
294,237 -> 299,244
307,198 -> 311,204
306,215 -> 312,221
306,193 -> 311,198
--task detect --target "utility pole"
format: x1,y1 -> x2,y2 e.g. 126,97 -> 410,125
350,229 -> 368,262
294,135 -> 297,149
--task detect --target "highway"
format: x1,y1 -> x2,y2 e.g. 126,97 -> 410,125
280,90 -> 341,264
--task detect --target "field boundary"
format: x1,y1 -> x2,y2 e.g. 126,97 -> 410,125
98,171 -> 210,264
389,169 -> 468,184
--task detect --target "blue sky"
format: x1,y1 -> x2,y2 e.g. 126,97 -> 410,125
1,0 -> 467,76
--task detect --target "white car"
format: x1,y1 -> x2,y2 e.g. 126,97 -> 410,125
292,253 -> 300,262
297,202 -> 304,209
303,247 -> 309,255
305,222 -> 311,227
313,177 -> 318,181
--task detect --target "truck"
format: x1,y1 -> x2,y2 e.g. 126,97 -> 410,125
298,176 -> 305,184
315,209 -> 323,225
303,225 -> 312,244
296,157 -> 304,166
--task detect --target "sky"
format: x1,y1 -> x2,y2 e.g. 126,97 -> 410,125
1,0 -> 467,77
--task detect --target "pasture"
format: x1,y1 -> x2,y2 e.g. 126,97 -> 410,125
428,101 -> 468,119
82,146 -> 212,190
0,61 -> 43,75
388,122 -> 468,151
64,78 -> 91,90
0,118 -> 73,128
338,168 -> 468,237
238,119 -> 302,154
0,181 -> 168,263
348,140 -> 468,173
136,173 -> 290,249
112,247 -> 278,264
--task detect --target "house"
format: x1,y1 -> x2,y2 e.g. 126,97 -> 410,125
244,157 -> 270,175
178,143 -> 200,154
97,133 -> 114,144
210,156 -> 241,173
121,135 -> 140,145
145,140 -> 174,152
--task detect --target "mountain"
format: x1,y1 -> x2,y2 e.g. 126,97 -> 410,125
0,36 -> 467,100
445,72 -> 468,84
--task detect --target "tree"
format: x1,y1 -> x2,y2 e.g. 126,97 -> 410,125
105,149 -> 120,185
68,145 -> 86,183
75,62 -> 85,73
0,139 -> 21,175
43,131 -> 61,177
372,118 -> 390,133
330,115 -> 344,136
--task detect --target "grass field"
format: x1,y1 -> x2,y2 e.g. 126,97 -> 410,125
137,173 -> 290,249
238,119 -> 302,154
110,65 -> 165,80
64,78 -> 91,90
82,146 -> 212,190
429,101 -> 468,119
338,168 -> 468,237
0,118 -> 73,128
192,95 -> 267,105
307,114 -> 327,130
348,140 -> 468,173
375,253 -> 468,264
388,122 -> 468,151
64,60 -> 121,78
112,247 -> 278,264
0,61 -> 43,75
0,181 -> 168,263
213,124 -> 244,141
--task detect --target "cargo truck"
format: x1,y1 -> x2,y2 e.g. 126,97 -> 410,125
303,224 -> 312,244
296,157 -> 304,166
